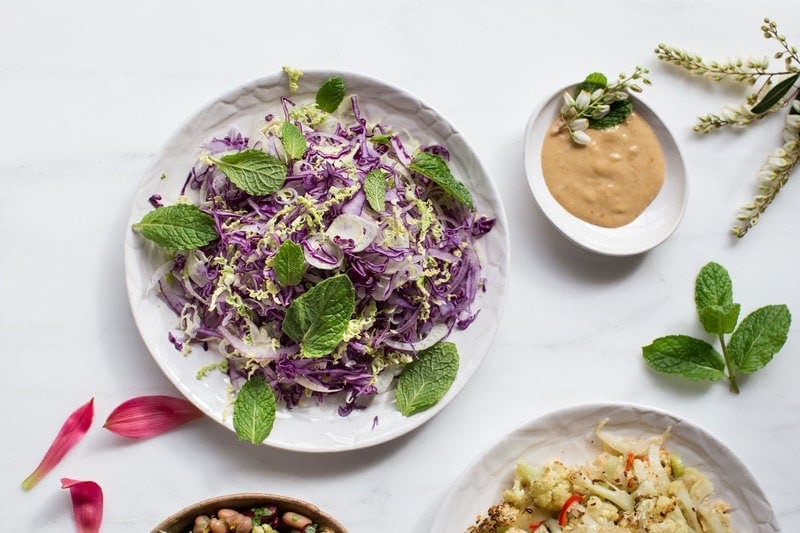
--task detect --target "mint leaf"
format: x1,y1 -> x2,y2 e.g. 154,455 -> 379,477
695,262 -> 734,310
409,152 -> 474,211
211,149 -> 287,196
699,304 -> 741,335
364,169 -> 386,212
233,375 -> 276,444
728,304 -> 791,373
396,341 -> 459,416
280,122 -> 307,160
282,274 -> 355,358
751,73 -> 800,114
579,72 -> 608,93
642,335 -> 726,381
589,99 -> 632,129
132,204 -> 218,251
370,133 -> 392,145
273,240 -> 304,286
316,76 -> 346,113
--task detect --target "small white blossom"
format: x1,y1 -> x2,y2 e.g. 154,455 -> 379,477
575,90 -> 591,110
569,118 -> 589,131
592,105 -> 611,119
785,114 -> 800,128
571,130 -> 591,145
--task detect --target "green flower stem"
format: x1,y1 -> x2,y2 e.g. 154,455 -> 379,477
718,333 -> 739,394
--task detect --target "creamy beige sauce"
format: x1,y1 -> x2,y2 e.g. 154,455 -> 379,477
541,112 -> 665,228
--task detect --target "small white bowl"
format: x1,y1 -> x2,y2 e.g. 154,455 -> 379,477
523,84 -> 687,256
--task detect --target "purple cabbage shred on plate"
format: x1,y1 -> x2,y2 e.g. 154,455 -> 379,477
153,91 -> 494,415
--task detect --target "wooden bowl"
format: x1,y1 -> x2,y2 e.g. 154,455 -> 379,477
151,493 -> 348,533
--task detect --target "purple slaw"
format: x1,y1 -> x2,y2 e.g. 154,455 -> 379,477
152,81 -> 495,415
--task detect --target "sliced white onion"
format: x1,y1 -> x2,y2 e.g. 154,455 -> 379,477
382,323 -> 450,352
302,234 -> 344,270
373,364 -> 401,394
595,418 -> 669,456
325,213 -> 379,252
294,375 -> 342,393
217,327 -> 278,361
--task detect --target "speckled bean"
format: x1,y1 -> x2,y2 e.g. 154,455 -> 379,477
192,515 -> 211,533
282,511 -> 312,529
209,517 -> 227,533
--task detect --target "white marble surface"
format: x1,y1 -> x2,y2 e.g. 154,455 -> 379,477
3,1 -> 799,531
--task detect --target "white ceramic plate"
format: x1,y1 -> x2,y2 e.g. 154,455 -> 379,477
432,403 -> 778,532
523,85 -> 688,256
124,70 -> 510,452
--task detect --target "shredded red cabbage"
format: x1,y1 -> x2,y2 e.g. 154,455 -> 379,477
156,91 -> 494,415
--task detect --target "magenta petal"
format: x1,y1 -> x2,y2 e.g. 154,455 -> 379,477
61,478 -> 103,533
103,395 -> 203,439
22,398 -> 94,490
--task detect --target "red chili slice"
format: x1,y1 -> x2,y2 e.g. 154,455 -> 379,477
558,494 -> 584,526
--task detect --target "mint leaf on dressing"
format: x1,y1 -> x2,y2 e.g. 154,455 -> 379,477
210,149 -> 287,196
133,204 -> 218,251
273,240 -> 304,287
233,375 -> 276,445
409,152 -> 474,211
282,274 -> 355,358
316,76 -> 346,113
396,341 -> 459,416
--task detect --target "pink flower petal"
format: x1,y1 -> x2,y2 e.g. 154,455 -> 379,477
22,398 -> 94,490
61,478 -> 103,533
103,395 -> 203,439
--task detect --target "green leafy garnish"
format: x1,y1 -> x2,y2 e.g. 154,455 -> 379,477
210,149 -> 287,196
643,261 -> 791,392
280,122 -> 307,160
395,341 -> 459,416
560,66 -> 650,144
232,375 -> 276,444
132,204 -> 218,251
282,274 -> 355,358
409,152 -> 474,211
750,72 -> 800,114
316,76 -> 346,113
364,169 -> 387,212
273,240 -> 304,287
369,133 -> 393,145
642,335 -> 726,382
578,72 -> 608,94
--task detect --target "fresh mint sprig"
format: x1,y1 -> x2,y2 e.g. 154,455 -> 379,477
395,341 -> 459,416
232,375 -> 276,444
282,274 -> 356,358
132,204 -> 218,251
316,76 -> 346,113
409,152 -> 474,211
642,262 -> 791,393
560,67 -> 650,145
209,149 -> 287,196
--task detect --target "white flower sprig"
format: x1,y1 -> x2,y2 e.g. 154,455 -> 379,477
559,66 -> 651,145
657,18 -> 800,238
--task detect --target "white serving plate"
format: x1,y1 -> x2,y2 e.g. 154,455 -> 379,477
432,403 -> 777,532
524,84 -> 688,256
124,70 -> 510,452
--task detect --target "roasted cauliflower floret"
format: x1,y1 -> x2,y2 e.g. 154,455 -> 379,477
530,460 -> 575,510
467,502 -> 519,533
